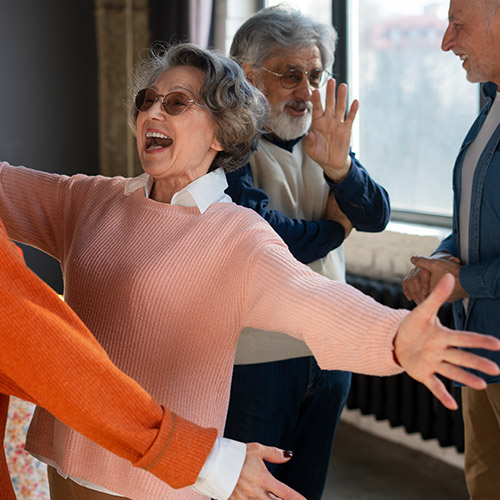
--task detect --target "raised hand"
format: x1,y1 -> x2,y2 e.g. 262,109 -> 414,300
229,443 -> 306,500
304,78 -> 359,183
395,274 -> 500,410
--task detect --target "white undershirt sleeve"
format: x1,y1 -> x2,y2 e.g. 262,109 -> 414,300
191,437 -> 247,499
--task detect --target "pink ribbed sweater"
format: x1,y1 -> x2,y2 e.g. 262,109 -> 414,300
0,162 -> 407,499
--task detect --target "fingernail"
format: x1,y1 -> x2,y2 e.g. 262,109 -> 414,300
283,450 -> 294,458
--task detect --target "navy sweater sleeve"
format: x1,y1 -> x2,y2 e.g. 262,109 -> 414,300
326,152 -> 391,233
225,151 -> 391,264
226,165 -> 345,264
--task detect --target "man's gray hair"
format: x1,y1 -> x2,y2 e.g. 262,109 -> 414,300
230,5 -> 338,69
128,43 -> 268,172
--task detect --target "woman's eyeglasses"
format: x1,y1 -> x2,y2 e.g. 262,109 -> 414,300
135,88 -> 207,116
260,67 -> 332,89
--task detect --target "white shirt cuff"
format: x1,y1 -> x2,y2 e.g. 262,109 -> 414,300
191,437 -> 246,499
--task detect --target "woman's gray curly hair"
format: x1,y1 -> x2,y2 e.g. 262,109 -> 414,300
128,43 -> 269,172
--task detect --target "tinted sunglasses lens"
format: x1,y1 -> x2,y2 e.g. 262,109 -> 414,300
308,71 -> 324,88
282,71 -> 303,89
135,89 -> 157,112
163,92 -> 191,115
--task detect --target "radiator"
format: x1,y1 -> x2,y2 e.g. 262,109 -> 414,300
346,274 -> 464,453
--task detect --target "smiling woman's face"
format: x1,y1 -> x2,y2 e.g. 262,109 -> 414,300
136,65 -> 223,185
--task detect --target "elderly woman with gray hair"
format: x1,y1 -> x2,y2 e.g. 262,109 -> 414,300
0,43 -> 499,500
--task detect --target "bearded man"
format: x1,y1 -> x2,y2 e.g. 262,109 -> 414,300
224,6 -> 391,499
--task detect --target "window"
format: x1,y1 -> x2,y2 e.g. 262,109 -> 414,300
348,0 -> 480,225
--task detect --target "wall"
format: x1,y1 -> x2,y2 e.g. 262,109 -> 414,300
0,0 -> 99,292
214,0 -> 260,52
345,222 -> 450,283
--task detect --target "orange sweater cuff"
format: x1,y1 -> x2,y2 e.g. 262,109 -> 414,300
134,406 -> 218,489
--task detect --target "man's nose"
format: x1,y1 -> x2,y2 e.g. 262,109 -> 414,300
293,75 -> 314,100
441,24 -> 453,52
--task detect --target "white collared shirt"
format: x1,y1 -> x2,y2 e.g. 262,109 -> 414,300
34,168 -> 247,499
123,167 -> 233,213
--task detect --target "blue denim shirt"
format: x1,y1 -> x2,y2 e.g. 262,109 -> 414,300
437,82 -> 500,383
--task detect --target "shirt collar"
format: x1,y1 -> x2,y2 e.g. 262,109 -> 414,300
482,82 -> 498,100
123,167 -> 232,213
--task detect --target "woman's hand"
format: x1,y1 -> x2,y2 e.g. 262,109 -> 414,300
395,274 -> 500,410
229,443 -> 306,500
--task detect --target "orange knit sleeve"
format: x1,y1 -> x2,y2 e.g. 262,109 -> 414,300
0,218 -> 216,489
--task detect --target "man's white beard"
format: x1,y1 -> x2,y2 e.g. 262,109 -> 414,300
267,100 -> 312,141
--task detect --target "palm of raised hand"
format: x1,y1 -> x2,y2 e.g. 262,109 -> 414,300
304,79 -> 359,182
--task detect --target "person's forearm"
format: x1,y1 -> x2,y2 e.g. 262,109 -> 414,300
434,232 -> 456,256
459,256 -> 500,300
226,166 -> 345,262
245,236 -> 408,376
326,155 -> 391,232
0,222 -> 217,488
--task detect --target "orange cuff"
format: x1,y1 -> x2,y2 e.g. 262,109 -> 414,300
134,406 -> 217,489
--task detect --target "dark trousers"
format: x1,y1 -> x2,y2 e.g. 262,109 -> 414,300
224,356 -> 351,500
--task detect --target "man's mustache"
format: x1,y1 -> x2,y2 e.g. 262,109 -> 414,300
281,100 -> 313,112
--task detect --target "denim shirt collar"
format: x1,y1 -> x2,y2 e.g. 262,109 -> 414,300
482,82 -> 498,100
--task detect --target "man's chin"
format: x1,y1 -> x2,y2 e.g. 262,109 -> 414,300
267,114 -> 311,141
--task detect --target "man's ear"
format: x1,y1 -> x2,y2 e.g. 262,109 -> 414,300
241,62 -> 256,85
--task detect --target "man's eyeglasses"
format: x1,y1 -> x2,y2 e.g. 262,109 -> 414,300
135,88 -> 207,116
260,67 -> 332,89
